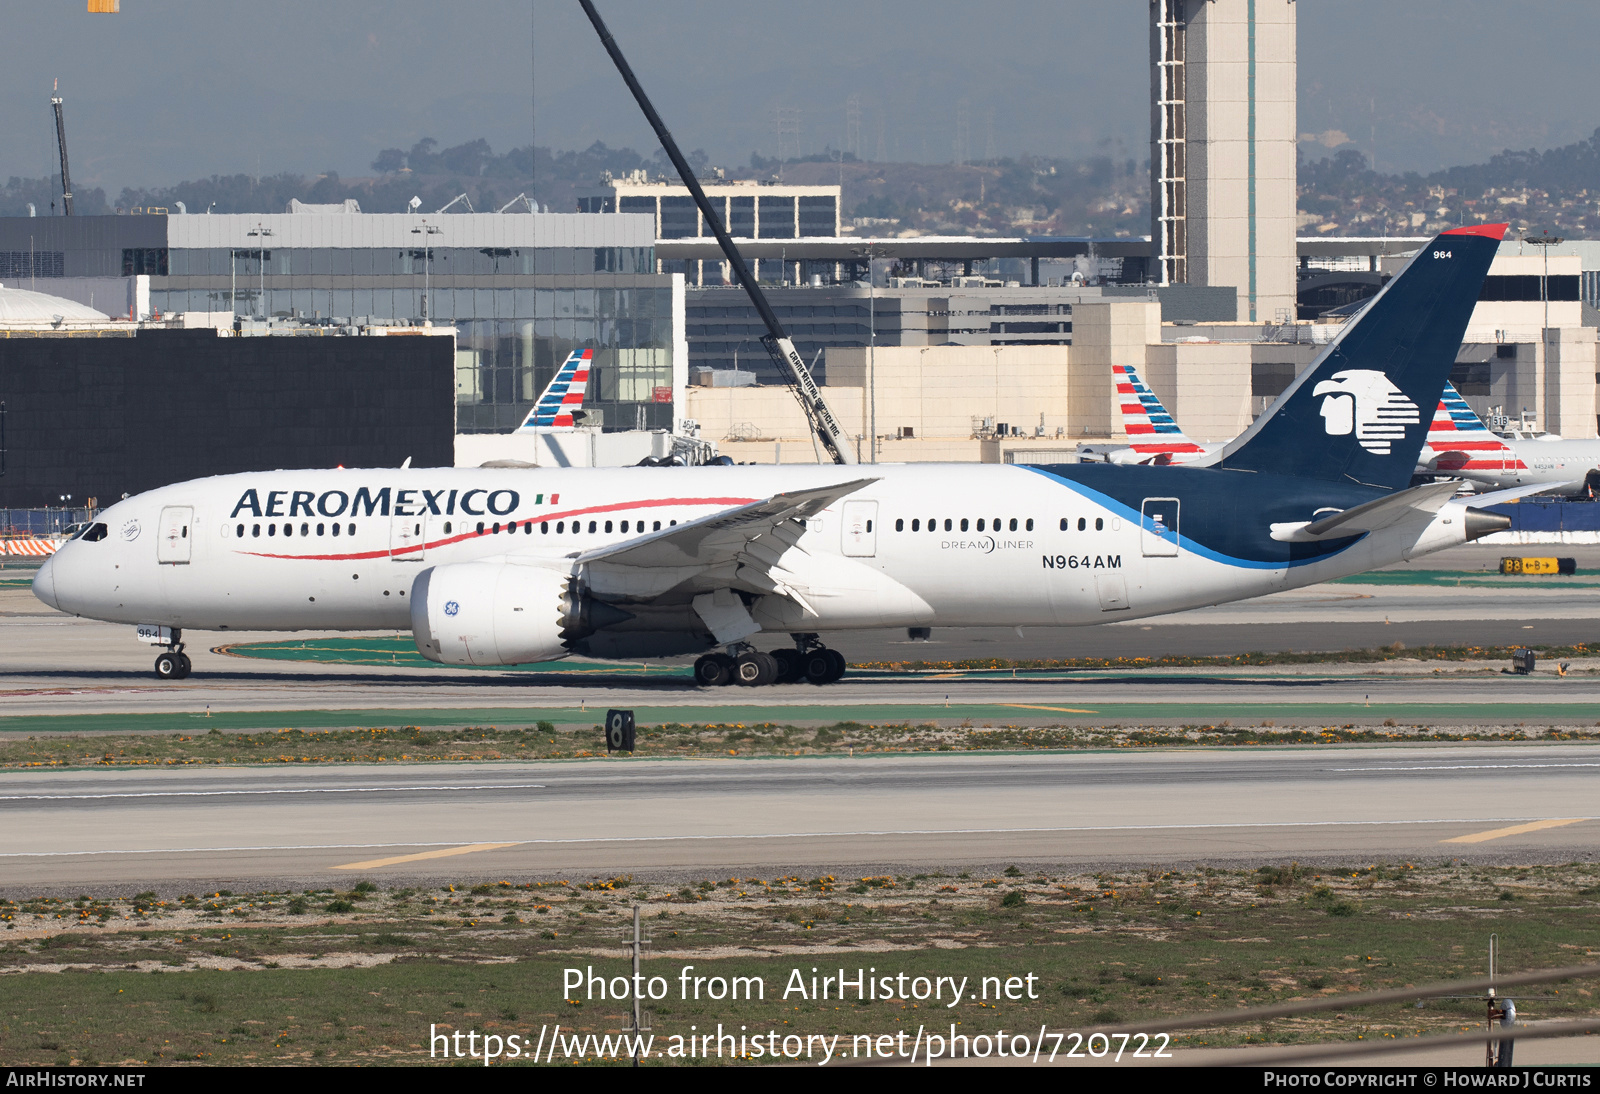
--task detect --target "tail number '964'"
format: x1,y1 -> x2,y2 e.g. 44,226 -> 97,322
1044,554 -> 1121,570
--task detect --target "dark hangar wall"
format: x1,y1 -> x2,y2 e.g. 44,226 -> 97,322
0,329 -> 453,508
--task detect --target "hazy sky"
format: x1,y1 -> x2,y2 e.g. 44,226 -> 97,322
4,1 -> 1598,190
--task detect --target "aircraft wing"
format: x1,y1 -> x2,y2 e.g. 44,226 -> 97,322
556,478 -> 879,615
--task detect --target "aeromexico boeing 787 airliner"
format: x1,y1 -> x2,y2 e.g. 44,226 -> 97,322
36,225 -> 1526,686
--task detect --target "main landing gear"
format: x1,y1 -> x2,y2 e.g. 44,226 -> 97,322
693,634 -> 845,687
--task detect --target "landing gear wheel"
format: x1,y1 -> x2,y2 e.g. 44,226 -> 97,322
155,652 -> 183,680
734,651 -> 778,687
174,652 -> 192,679
823,648 -> 847,683
694,653 -> 733,688
769,648 -> 802,683
802,648 -> 836,685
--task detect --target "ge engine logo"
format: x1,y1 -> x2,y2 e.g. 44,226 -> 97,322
1312,369 -> 1419,455
444,600 -> 459,616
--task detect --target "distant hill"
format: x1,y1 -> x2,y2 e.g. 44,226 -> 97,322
5,127 -> 1599,241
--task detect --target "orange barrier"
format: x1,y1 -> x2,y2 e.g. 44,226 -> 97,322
1,537 -> 61,556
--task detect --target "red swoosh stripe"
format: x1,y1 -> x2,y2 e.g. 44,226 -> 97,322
238,495 -> 759,561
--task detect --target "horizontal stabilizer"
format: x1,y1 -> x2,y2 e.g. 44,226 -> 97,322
1269,480 -> 1462,542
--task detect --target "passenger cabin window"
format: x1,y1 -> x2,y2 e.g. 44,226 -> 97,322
1078,517 -> 1087,531
1095,517 -> 1104,531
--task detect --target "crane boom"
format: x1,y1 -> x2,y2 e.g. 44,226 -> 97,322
51,95 -> 74,217
578,0 -> 857,465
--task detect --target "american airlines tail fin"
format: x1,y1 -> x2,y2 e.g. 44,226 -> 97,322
1423,383 -> 1522,473
516,348 -> 592,433
1113,362 -> 1210,464
1218,224 -> 1507,489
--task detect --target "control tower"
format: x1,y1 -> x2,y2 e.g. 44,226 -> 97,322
1150,0 -> 1296,323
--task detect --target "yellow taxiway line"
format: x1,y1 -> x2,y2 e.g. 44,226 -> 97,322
1001,703 -> 1100,715
1441,819 -> 1586,844
332,842 -> 523,870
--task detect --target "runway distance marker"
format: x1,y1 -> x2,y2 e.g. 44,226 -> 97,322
332,842 -> 524,870
1441,817 -> 1587,844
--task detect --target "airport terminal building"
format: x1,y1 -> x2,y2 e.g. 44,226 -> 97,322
0,209 -> 686,435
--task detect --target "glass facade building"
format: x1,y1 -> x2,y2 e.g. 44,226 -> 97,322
0,212 -> 683,435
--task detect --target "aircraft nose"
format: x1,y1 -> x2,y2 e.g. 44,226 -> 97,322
32,553 -> 60,610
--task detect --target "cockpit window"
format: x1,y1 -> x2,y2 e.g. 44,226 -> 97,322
75,523 -> 109,542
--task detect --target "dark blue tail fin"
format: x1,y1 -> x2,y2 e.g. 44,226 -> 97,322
1219,224 -> 1506,489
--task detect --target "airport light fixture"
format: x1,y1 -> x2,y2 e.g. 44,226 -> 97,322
1523,230 -> 1564,339
853,245 -> 890,462
247,225 -> 274,318
412,222 -> 442,322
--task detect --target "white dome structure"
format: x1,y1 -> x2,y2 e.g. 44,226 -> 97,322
0,283 -> 111,327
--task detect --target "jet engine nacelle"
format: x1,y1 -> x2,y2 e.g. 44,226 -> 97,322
411,561 -> 575,666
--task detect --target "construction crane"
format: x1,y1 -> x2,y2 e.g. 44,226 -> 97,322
579,0 -> 857,465
51,80 -> 73,217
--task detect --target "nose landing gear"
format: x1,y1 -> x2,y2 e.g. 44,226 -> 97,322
140,625 -> 191,680
154,649 -> 192,680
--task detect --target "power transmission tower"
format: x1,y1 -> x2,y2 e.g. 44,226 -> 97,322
845,94 -> 862,161
954,99 -> 971,166
773,106 -> 801,165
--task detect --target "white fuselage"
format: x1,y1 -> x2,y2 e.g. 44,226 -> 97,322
1421,433 -> 1600,491
35,463 -> 1472,654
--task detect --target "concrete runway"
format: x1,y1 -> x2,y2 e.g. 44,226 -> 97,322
2,744 -> 1597,890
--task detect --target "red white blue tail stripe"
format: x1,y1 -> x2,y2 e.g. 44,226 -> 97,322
1115,362 -> 1209,462
518,348 -> 592,432
1423,383 -> 1523,473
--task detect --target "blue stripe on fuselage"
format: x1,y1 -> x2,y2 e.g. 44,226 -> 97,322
1022,463 -> 1373,569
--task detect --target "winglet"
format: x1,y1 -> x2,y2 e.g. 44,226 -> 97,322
1442,223 -> 1509,240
